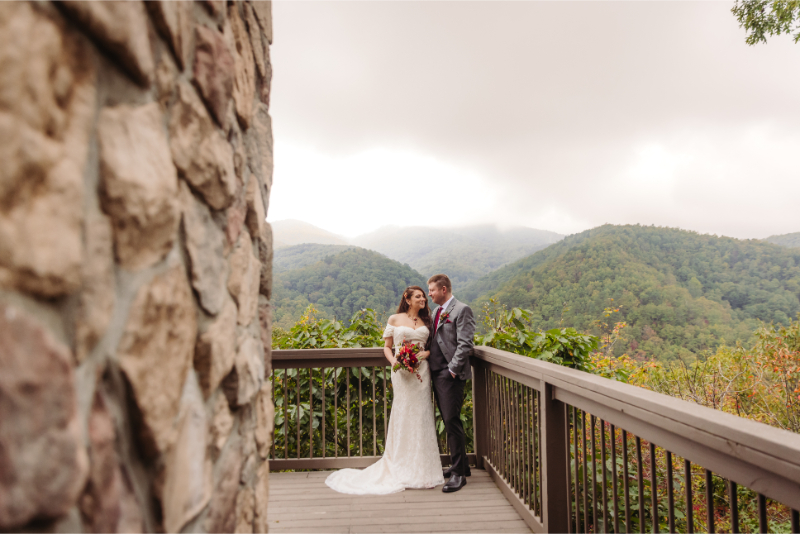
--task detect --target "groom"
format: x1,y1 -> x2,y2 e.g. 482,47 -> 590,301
427,274 -> 475,493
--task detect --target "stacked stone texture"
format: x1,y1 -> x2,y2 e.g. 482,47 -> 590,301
0,1 -> 275,532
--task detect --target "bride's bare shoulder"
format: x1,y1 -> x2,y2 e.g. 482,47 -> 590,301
387,314 -> 399,325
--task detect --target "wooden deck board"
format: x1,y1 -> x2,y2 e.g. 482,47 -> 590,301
268,469 -> 533,533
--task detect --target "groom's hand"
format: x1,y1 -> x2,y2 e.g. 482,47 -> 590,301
450,370 -> 456,378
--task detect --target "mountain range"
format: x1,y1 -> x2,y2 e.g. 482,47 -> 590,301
272,220 -> 563,290
465,225 -> 800,362
272,247 -> 426,329
271,220 -> 800,361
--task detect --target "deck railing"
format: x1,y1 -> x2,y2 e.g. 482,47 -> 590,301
473,346 -> 800,533
269,348 -> 475,471
270,347 -> 800,533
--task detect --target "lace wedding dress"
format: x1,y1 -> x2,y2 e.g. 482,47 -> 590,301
325,324 -> 445,494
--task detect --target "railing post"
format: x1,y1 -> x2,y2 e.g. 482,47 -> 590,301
472,359 -> 488,470
541,381 -> 570,533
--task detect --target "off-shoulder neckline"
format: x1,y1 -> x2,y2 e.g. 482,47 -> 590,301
389,324 -> 429,332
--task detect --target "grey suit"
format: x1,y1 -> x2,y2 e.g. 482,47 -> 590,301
430,297 -> 475,477
430,298 -> 475,380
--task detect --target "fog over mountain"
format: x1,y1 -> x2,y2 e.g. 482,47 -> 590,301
272,220 -> 563,289
272,219 -> 349,248
765,232 -> 800,248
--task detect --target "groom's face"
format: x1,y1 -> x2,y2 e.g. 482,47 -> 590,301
428,283 -> 448,306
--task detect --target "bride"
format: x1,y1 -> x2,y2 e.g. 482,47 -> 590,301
325,286 -> 445,494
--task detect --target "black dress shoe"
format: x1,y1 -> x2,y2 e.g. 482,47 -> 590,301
443,469 -> 471,478
442,474 -> 467,493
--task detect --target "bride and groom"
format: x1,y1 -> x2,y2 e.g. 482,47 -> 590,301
325,274 -> 476,495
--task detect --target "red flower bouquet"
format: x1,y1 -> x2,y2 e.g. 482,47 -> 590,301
393,340 -> 422,382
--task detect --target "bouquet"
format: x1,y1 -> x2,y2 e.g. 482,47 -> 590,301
393,340 -> 422,382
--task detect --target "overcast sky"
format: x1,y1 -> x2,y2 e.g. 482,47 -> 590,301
267,1 -> 800,240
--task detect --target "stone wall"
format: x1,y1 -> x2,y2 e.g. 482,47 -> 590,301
0,1 -> 275,531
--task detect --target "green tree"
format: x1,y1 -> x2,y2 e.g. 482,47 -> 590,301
732,0 -> 800,44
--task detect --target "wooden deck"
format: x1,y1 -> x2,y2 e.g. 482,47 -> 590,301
268,469 -> 533,533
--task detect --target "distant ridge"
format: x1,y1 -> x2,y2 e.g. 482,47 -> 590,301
352,224 -> 563,290
272,247 -> 426,329
764,232 -> 800,248
272,219 -> 349,248
463,224 -> 800,362
269,220 -> 563,289
274,243 -> 356,273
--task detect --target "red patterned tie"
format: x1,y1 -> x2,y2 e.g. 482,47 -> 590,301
434,307 -> 442,336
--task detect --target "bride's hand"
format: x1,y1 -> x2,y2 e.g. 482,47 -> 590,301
418,350 -> 430,361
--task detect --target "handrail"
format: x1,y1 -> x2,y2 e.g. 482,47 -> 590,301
474,346 -> 800,496
269,348 -> 475,472
471,345 -> 800,533
272,347 -> 387,369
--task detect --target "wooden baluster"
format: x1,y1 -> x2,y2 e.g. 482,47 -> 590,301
666,452 -> 674,534
540,381 -> 569,533
501,377 -> 508,478
309,368 -> 313,459
472,362 -> 489,471
513,381 -> 520,494
563,400 -> 572,533
321,368 -> 326,458
489,373 -> 495,468
358,367 -> 363,457
611,425 -> 619,534
372,368 -> 376,457
534,389 -> 540,516
573,406 -> 581,533
582,410 -> 589,532
526,385 -> 532,511
284,370 -> 289,460
271,371 -> 276,461
601,420 -> 608,533
592,415 -> 598,533
685,460 -> 693,534
636,436 -> 644,534
705,470 -> 715,533
650,443 -> 658,533
296,371 -> 300,459
728,480 -> 738,534
346,368 -> 351,457
623,430 -> 631,534
334,367 -> 339,457
757,493 -> 767,534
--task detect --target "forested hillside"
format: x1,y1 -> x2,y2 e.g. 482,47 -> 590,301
274,244 -> 355,273
765,232 -> 800,248
467,225 -> 800,362
272,248 -> 426,329
352,224 -> 563,289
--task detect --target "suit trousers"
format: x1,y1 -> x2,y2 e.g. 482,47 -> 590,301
431,368 -> 469,477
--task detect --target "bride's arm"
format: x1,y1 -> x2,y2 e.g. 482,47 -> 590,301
383,336 -> 397,366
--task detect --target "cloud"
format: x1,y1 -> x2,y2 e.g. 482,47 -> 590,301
268,141 -> 500,237
269,1 -> 800,239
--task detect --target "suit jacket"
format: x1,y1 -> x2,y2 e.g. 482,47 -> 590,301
432,298 -> 475,380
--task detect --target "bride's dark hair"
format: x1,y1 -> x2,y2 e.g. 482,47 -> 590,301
396,286 -> 433,349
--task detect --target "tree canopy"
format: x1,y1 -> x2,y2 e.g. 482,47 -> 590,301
272,248 -> 427,329
732,0 -> 800,44
467,225 -> 800,362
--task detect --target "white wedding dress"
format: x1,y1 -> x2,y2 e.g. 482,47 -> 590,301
325,324 -> 445,494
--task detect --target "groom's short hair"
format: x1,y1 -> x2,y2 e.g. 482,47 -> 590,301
427,274 -> 452,292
